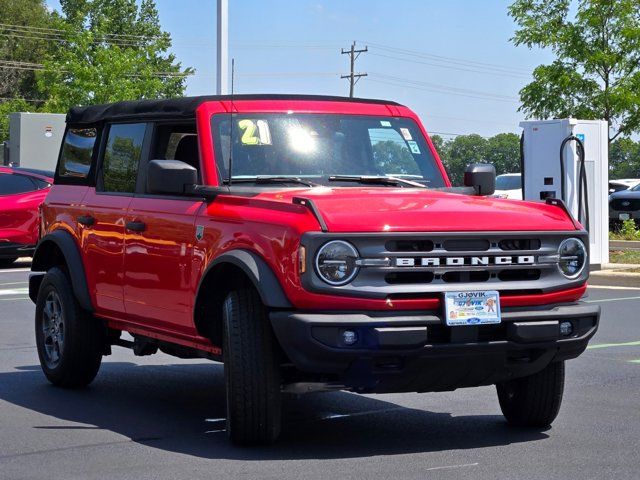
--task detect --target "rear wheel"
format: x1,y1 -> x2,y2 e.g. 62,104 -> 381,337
222,288 -> 282,445
0,257 -> 18,268
496,361 -> 565,428
35,267 -> 104,388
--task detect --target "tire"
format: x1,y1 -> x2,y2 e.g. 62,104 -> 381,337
35,267 -> 104,388
496,361 -> 565,428
222,288 -> 282,445
0,257 -> 18,268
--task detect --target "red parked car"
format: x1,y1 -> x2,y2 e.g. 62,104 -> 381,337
29,95 -> 599,445
0,166 -> 53,267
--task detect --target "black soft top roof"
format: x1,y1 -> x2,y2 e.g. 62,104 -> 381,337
66,94 -> 403,126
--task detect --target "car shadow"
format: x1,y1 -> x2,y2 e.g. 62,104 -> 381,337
0,362 -> 549,460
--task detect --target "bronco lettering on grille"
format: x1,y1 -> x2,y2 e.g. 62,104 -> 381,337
394,256 -> 536,267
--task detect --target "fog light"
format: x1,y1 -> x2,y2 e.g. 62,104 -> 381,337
560,321 -> 573,336
342,330 -> 358,346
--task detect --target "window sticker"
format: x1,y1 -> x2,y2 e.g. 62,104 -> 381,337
407,140 -> 421,154
400,128 -> 412,141
380,120 -> 392,127
238,119 -> 272,145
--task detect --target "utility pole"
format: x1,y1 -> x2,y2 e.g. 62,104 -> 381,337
216,0 -> 229,95
341,41 -> 368,97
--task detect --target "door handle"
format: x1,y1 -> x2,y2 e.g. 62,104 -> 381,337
77,215 -> 95,227
126,221 -> 146,232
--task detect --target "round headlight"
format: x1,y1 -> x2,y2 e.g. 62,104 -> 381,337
558,238 -> 587,279
315,240 -> 359,285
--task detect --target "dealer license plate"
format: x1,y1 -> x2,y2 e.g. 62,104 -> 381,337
444,290 -> 501,326
619,213 -> 631,221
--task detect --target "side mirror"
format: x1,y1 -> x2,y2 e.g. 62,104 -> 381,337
147,159 -> 197,195
464,163 -> 496,196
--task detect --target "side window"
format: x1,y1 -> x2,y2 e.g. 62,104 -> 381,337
368,128 -> 421,176
0,173 -> 37,195
101,123 -> 147,193
150,123 -> 199,171
58,128 -> 97,179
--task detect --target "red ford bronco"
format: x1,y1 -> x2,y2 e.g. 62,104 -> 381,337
30,95 -> 599,445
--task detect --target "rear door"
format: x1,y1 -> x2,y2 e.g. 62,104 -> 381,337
123,123 -> 204,335
80,123 -> 149,315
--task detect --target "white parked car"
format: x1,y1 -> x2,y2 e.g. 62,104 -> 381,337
494,173 -> 522,200
609,179 -> 640,194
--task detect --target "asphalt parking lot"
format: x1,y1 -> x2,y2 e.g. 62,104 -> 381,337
0,262 -> 638,480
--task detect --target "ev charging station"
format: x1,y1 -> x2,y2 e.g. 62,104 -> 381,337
519,119 -> 609,268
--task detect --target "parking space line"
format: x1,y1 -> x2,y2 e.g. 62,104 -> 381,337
0,297 -> 30,301
587,341 -> 640,350
0,288 -> 29,296
425,463 -> 479,472
0,282 -> 28,286
0,268 -> 31,273
588,285 -> 640,291
629,360 -> 640,364
585,295 -> 640,303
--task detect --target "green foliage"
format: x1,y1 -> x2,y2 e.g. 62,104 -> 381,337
509,0 -> 640,142
611,219 -> 640,240
0,99 -> 31,143
435,133 -> 521,185
372,140 -> 420,175
0,0 -> 52,101
609,137 -> 640,178
37,0 -> 193,112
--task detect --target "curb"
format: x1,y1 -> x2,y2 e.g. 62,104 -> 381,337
590,270 -> 640,288
610,240 -> 640,250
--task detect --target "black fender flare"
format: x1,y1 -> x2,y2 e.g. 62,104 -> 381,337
31,230 -> 93,312
198,250 -> 292,309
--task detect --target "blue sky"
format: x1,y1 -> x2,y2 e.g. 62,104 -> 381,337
46,0 -> 554,138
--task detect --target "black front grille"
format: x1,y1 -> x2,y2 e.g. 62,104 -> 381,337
385,239 -> 434,252
499,238 -> 541,251
611,198 -> 640,211
443,239 -> 490,251
386,272 -> 435,284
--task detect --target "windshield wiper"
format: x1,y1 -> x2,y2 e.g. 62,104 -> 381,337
224,176 -> 319,187
328,175 -> 426,188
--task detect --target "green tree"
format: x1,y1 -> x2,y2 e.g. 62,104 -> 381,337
38,0 -> 193,111
442,134 -> 488,185
609,137 -> 640,178
0,0 -> 52,101
484,133 -> 521,175
372,140 -> 420,175
509,0 -> 640,142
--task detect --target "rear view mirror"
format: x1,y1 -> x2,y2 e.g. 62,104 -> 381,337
464,163 -> 496,196
147,159 -> 197,195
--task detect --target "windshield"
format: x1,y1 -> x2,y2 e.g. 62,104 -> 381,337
496,174 -> 522,190
211,114 -> 446,187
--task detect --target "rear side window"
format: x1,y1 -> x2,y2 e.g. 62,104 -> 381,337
58,128 -> 97,179
0,173 -> 37,195
101,123 -> 146,193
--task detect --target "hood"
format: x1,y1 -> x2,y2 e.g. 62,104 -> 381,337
610,190 -> 640,200
253,187 -> 577,233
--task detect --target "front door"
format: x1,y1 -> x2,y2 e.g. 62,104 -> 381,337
123,124 -> 204,335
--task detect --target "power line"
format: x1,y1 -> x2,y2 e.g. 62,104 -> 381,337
341,41 -> 368,98
372,73 -> 518,101
0,59 -> 191,78
369,51 -> 531,80
363,41 -> 531,75
368,75 -> 519,103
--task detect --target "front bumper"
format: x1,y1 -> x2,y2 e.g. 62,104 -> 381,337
0,242 -> 34,259
270,302 -> 600,393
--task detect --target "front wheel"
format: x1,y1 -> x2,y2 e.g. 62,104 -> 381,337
222,288 -> 282,445
35,267 -> 104,388
496,361 -> 565,428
